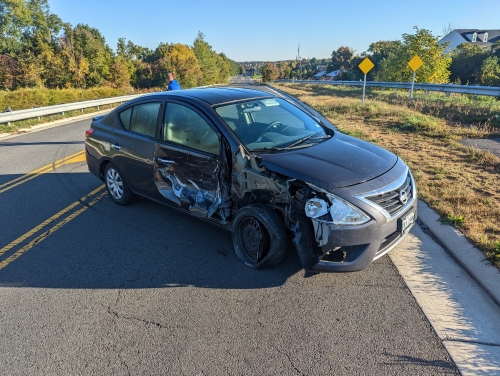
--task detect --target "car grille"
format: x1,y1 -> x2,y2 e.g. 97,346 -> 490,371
364,173 -> 412,217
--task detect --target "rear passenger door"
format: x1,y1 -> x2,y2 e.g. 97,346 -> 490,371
153,101 -> 223,219
111,100 -> 162,197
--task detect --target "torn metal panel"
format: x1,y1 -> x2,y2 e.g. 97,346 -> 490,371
153,144 -> 225,219
231,150 -> 288,206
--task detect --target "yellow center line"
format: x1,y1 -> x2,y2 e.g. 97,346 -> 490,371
0,190 -> 107,270
0,185 -> 106,259
0,150 -> 86,194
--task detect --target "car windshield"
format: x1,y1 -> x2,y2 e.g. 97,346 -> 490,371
215,98 -> 331,152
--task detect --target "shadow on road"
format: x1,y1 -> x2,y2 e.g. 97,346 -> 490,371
0,173 -> 304,290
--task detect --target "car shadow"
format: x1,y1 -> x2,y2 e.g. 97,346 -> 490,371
0,172 -> 304,290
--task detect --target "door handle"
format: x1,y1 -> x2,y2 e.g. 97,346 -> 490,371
157,158 -> 175,164
111,143 -> 122,151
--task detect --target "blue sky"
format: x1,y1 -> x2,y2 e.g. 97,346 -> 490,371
49,0 -> 500,62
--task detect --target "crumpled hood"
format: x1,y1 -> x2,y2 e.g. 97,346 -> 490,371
259,133 -> 398,190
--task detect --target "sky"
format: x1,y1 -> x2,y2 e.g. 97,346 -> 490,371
48,0 -> 500,62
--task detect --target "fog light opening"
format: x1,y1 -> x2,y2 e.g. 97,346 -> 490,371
321,247 -> 346,262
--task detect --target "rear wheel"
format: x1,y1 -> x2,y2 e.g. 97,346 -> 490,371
232,205 -> 287,269
104,162 -> 132,205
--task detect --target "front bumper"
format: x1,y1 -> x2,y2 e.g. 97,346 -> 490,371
313,203 -> 417,272
311,164 -> 418,272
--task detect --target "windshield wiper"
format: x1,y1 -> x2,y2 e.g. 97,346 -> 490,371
283,133 -> 331,149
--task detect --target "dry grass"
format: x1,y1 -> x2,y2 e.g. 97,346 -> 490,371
273,83 -> 500,266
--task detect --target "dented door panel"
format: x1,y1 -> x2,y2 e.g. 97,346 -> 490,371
154,143 -> 222,219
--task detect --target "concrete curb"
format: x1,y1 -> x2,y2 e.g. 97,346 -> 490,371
417,200 -> 500,307
0,109 -> 112,141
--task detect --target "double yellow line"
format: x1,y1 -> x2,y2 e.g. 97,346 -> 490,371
0,150 -> 86,194
0,185 -> 107,270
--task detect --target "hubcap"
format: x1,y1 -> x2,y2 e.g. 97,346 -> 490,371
106,168 -> 123,200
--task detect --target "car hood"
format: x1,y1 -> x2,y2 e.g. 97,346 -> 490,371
259,133 -> 398,190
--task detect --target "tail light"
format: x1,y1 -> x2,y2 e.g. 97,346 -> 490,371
85,128 -> 95,138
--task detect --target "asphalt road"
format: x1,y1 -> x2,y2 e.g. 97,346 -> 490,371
0,119 -> 458,375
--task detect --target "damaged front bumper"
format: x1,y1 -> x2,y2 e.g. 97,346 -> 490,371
312,203 -> 417,272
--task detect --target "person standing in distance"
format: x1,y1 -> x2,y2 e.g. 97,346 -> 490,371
167,72 -> 182,90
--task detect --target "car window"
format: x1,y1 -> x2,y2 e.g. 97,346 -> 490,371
162,103 -> 219,154
215,98 -> 327,151
119,102 -> 160,137
119,108 -> 132,130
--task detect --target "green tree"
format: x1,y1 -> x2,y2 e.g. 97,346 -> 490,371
449,43 -> 488,84
378,27 -> 451,83
193,31 -> 219,85
479,56 -> 500,86
0,0 -> 62,55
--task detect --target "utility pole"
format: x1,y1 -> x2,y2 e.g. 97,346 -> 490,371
296,44 -> 302,80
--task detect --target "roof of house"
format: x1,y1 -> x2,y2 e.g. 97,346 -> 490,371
444,29 -> 500,46
314,71 -> 326,78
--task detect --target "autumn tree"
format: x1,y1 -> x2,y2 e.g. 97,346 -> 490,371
0,54 -> 18,89
328,46 -> 354,72
261,62 -> 279,82
378,27 -> 451,83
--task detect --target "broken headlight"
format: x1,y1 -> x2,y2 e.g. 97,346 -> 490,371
304,198 -> 329,218
326,193 -> 370,225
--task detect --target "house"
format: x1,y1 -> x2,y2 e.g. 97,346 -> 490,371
323,69 -> 347,80
438,29 -> 500,52
313,71 -> 326,80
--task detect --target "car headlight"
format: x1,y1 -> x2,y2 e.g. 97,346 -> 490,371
305,198 -> 329,218
327,194 -> 370,225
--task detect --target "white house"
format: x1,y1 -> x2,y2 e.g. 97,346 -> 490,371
438,29 -> 500,53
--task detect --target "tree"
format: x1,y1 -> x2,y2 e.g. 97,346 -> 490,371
261,62 -> 279,82
377,27 -> 451,83
0,54 -> 18,89
449,43 -> 488,84
0,0 -> 63,55
193,31 -> 219,85
479,56 -> 500,86
328,46 -> 354,72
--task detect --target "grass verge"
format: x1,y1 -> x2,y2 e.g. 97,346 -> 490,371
273,83 -> 500,267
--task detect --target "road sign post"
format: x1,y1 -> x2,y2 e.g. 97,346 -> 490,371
408,55 -> 423,100
358,57 -> 374,104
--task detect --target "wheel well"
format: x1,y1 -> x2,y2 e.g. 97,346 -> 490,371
99,160 -> 110,180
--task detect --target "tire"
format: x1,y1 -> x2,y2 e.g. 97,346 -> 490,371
231,204 -> 287,269
104,162 -> 132,205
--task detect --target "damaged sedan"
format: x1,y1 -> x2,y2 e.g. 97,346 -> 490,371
85,86 -> 417,272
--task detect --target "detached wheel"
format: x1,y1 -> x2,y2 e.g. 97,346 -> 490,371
232,204 -> 287,269
104,162 -> 132,205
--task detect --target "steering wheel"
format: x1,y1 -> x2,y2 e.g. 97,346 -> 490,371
256,121 -> 282,142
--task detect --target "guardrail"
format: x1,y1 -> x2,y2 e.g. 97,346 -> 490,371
274,79 -> 500,97
0,94 -> 144,125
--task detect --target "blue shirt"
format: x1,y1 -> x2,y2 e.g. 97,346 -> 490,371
168,79 -> 182,90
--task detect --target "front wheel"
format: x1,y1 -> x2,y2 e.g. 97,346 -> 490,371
231,205 -> 287,269
104,162 -> 132,205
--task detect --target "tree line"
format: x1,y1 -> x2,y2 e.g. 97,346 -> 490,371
0,0 -> 240,91
261,27 -> 500,86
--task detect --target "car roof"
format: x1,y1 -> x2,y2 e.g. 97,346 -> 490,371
141,86 -> 274,106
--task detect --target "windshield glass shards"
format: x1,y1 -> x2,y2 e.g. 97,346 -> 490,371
215,98 -> 332,152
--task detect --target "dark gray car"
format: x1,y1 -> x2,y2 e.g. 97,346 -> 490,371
85,86 -> 417,272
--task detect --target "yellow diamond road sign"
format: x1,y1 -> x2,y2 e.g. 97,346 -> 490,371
408,55 -> 423,71
358,57 -> 374,74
